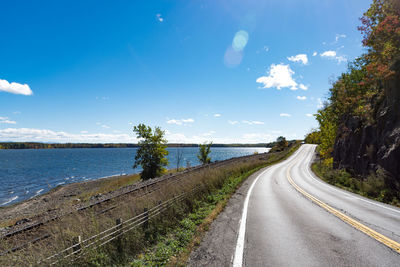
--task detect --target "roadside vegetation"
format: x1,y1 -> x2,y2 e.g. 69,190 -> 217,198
312,160 -> 399,207
306,0 -> 400,205
1,138 -> 300,266
133,124 -> 169,180
197,142 -> 212,165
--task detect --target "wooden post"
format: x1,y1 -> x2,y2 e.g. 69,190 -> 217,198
143,208 -> 149,240
72,235 -> 81,253
116,218 -> 123,254
143,208 -> 149,230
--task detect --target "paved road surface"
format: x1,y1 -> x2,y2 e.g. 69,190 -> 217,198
189,144 -> 400,266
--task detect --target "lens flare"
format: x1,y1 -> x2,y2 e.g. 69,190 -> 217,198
224,46 -> 243,67
232,30 -> 249,52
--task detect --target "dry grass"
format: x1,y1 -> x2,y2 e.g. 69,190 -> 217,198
0,143 -> 301,266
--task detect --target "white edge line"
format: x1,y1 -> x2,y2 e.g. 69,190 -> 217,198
303,146 -> 400,215
232,146 -> 304,266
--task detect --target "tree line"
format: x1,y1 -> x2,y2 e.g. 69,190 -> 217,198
0,142 -> 272,150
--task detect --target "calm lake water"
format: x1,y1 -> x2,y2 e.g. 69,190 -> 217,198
0,147 -> 269,206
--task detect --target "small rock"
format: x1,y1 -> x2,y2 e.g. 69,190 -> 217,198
15,218 -> 30,225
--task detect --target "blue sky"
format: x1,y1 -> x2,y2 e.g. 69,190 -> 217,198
0,0 -> 371,143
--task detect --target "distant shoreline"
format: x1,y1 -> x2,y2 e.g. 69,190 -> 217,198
0,142 -> 272,149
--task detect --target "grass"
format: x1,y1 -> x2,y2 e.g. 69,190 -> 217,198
1,142 -> 301,266
312,161 -> 399,207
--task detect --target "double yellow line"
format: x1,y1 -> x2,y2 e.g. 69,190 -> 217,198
286,164 -> 400,254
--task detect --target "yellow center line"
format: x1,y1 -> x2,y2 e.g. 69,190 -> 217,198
286,163 -> 400,254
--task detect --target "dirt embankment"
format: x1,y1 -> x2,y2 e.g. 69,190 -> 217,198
0,173 -> 140,230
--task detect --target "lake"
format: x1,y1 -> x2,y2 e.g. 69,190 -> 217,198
0,147 -> 269,206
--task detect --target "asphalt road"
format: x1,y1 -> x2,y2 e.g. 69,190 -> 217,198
190,144 -> 400,266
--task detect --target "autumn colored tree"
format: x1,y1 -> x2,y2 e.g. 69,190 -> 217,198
314,0 -> 400,162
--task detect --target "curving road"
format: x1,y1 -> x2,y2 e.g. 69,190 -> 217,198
190,144 -> 400,266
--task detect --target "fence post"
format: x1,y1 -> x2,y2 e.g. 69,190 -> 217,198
143,208 -> 149,240
143,208 -> 149,230
72,235 -> 81,253
116,218 -> 123,254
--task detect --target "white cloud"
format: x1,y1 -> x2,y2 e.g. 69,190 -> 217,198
81,131 -> 88,134
317,98 -> 323,108
287,54 -> 308,65
166,118 -> 194,125
256,64 -> 298,90
101,125 -> 110,129
0,117 -> 16,124
312,52 -> 317,56
320,50 -> 337,58
213,113 -> 221,117
156,14 -> 164,22
320,50 -> 347,63
242,120 -> 264,125
297,96 -> 307,100
306,114 -> 313,117
0,128 -> 137,143
228,120 -> 239,125
0,79 -> 33,95
280,113 -> 291,117
299,84 -> 308,90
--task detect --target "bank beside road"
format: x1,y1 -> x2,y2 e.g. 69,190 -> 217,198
189,144 -> 400,266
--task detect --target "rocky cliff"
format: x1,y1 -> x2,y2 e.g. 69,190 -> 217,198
333,59 -> 400,184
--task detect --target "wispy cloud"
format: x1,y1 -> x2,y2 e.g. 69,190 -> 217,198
166,118 -> 195,125
242,120 -> 264,125
280,113 -> 291,117
0,79 -> 33,95
0,117 -> 16,124
312,52 -> 317,56
317,98 -> 323,108
156,14 -> 164,22
334,33 -> 346,44
228,120 -> 239,125
0,128 -> 136,143
306,114 -> 313,117
202,131 -> 216,137
287,54 -> 308,65
297,96 -> 307,100
256,64 -> 298,90
213,113 -> 221,117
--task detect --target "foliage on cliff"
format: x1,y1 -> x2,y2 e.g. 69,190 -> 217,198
315,0 -> 400,162
310,0 -> 400,204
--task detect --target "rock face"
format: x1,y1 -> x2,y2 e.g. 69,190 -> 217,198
333,59 -> 400,182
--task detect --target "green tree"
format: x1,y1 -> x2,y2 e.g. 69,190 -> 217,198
304,129 -> 321,144
133,124 -> 169,180
197,142 -> 212,164
277,136 -> 288,150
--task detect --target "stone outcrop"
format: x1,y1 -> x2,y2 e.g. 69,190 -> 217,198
333,59 -> 400,182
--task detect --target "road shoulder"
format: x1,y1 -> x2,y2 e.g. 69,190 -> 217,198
187,166 -> 269,266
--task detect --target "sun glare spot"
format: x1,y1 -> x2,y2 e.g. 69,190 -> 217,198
232,30 -> 249,52
224,46 -> 243,67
